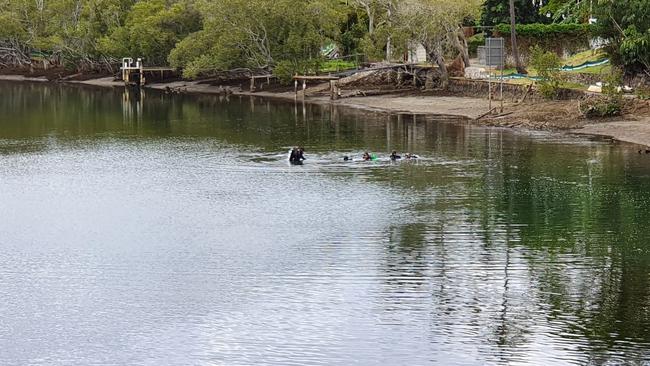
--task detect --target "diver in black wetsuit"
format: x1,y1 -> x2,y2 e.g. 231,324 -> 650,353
289,147 -> 306,164
390,151 -> 401,161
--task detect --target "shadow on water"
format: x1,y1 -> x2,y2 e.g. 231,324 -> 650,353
1,80 -> 650,364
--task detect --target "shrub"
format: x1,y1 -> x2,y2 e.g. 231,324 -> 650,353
273,59 -> 324,85
580,68 -> 624,118
529,45 -> 563,99
273,60 -> 299,84
494,23 -> 593,63
636,85 -> 650,100
467,34 -> 485,57
494,23 -> 592,39
580,97 -> 623,118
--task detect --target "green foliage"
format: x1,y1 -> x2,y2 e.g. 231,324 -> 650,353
98,0 -> 200,65
493,23 -> 592,39
273,61 -> 298,84
620,26 -> 650,73
338,12 -> 367,56
467,33 -> 484,57
481,0 -> 550,26
529,45 -> 562,99
273,59 -> 325,84
540,0 -> 590,23
636,86 -> 650,100
580,97 -> 623,118
169,0 -> 343,78
593,1 -> 650,74
320,60 -> 357,73
0,13 -> 28,41
0,0 -> 196,69
494,23 -> 592,61
580,68 -> 624,118
0,0 -> 484,78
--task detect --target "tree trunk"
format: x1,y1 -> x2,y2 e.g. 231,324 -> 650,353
436,55 -> 448,89
367,8 -> 374,35
385,5 -> 392,61
386,36 -> 391,61
458,29 -> 470,67
427,44 -> 448,89
450,27 -> 470,67
509,0 -> 527,74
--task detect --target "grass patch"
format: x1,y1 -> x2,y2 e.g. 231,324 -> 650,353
320,60 -> 357,73
564,49 -> 607,66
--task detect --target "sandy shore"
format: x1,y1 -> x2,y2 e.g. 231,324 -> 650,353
145,80 -> 490,119
573,118 -> 650,147
0,75 -> 48,82
331,95 -> 490,119
68,76 -> 124,87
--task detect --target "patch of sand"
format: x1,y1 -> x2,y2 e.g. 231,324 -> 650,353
69,77 -> 124,87
573,118 -> 650,147
332,95 -> 491,119
0,75 -> 47,82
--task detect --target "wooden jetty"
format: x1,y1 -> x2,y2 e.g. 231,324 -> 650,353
120,58 -> 175,86
293,75 -> 340,99
249,74 -> 278,92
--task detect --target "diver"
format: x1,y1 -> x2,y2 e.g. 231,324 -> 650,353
362,152 -> 372,161
390,151 -> 401,161
289,146 -> 306,164
404,152 -> 418,159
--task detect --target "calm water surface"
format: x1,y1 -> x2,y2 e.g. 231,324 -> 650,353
1,81 -> 650,365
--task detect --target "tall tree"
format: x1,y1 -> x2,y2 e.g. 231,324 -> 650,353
396,0 -> 480,88
351,0 -> 397,61
481,0 -> 549,26
593,0 -> 650,76
98,0 -> 200,66
168,0 -> 343,78
508,0 -> 526,74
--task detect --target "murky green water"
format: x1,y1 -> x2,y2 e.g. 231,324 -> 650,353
1,81 -> 650,365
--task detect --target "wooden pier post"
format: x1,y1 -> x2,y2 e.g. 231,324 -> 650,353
330,80 -> 339,100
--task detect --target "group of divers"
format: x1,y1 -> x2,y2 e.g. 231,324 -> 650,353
288,146 -> 418,165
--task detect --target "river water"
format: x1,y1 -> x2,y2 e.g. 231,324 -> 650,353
1,81 -> 649,365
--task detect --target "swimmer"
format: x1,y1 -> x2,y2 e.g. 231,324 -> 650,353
404,153 -> 418,159
390,151 -> 401,161
362,152 -> 372,161
289,146 -> 306,164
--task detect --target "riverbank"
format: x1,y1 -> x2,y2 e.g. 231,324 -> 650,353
2,73 -> 650,147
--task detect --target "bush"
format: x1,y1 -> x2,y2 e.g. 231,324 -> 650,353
580,68 -> 624,118
529,45 -> 563,99
273,61 -> 299,84
467,34 -> 485,57
580,97 -> 623,118
494,23 -> 592,39
494,23 -> 592,62
273,58 -> 324,85
636,85 -> 650,100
